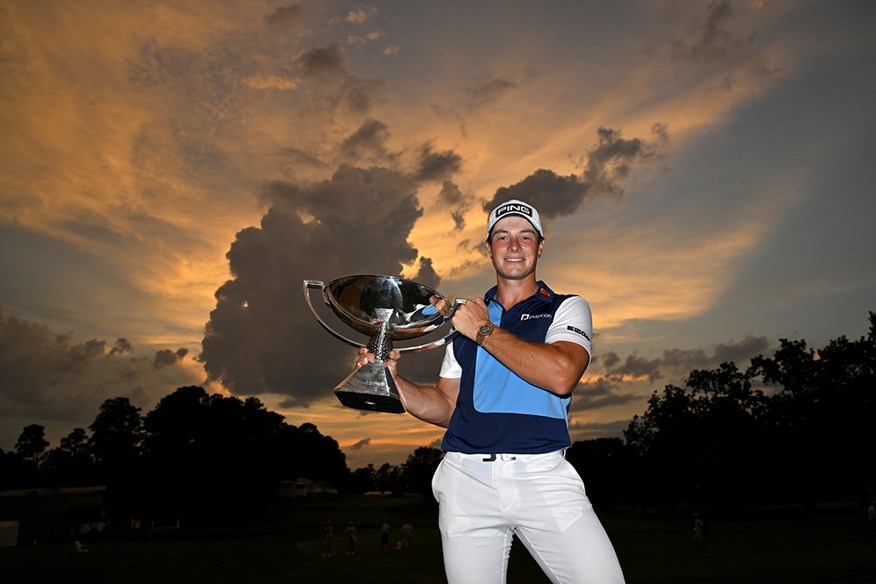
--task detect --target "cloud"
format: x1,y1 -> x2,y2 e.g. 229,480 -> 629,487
293,43 -> 348,79
0,307 -> 200,449
346,6 -> 378,25
467,68 -> 539,109
347,31 -> 384,47
436,181 -> 471,231
153,348 -> 190,370
594,335 -> 773,387
110,338 -> 134,355
484,125 -> 667,231
338,119 -> 393,164
349,437 -> 371,450
596,352 -> 664,384
337,77 -> 386,114
264,5 -> 304,27
573,377 -> 641,409
665,1 -> 776,84
199,165 -> 441,404
413,142 -> 463,183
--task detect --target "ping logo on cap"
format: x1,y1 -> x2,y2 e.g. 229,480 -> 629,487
496,203 -> 533,218
487,198 -> 544,238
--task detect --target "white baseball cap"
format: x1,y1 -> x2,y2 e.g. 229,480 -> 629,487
487,199 -> 544,238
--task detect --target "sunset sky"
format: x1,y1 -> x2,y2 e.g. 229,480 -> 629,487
2,0 -> 874,470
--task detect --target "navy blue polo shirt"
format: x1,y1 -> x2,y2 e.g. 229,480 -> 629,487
440,281 -> 592,454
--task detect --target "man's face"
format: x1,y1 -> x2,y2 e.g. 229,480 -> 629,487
487,215 -> 544,281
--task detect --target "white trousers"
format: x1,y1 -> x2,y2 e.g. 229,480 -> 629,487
432,451 -> 626,584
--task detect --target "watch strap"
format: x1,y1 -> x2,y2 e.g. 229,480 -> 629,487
476,322 -> 494,346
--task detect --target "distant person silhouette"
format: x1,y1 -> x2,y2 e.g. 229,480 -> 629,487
692,513 -> 707,558
380,519 -> 391,551
323,520 -> 334,558
868,501 -> 876,543
345,520 -> 358,555
398,521 -> 414,556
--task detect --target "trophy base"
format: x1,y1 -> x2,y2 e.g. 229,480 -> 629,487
334,361 -> 405,414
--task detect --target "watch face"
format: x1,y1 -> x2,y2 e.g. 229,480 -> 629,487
479,324 -> 492,334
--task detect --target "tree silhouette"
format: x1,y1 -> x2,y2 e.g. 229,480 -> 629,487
41,428 -> 95,487
400,447 -> 443,496
567,437 -> 635,509
15,424 -> 49,464
88,397 -> 144,526
88,397 -> 143,478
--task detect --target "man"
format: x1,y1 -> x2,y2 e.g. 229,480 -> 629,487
359,199 -> 625,583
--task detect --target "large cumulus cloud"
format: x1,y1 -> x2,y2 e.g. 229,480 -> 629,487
199,165 -> 445,407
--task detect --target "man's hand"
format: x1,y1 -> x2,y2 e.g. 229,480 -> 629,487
452,296 -> 490,341
356,347 -> 401,379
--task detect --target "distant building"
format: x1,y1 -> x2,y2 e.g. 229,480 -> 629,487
278,478 -> 338,497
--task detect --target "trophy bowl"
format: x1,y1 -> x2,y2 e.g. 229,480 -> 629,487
304,275 -> 462,413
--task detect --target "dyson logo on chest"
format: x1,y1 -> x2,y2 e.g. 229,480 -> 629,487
521,313 -> 552,321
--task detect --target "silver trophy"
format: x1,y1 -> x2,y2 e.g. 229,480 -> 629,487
303,275 -> 464,413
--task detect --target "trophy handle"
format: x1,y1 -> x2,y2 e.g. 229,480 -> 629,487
303,280 -> 366,350
397,298 -> 466,354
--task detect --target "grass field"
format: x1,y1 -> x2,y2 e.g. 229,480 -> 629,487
1,493 -> 874,583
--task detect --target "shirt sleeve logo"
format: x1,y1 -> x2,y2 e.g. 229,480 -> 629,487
567,325 -> 591,341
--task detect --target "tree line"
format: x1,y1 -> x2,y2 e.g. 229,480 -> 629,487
2,313 -> 874,527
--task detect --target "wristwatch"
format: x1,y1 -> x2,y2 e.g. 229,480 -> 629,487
476,322 -> 495,346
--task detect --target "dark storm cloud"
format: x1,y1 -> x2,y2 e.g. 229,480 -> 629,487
153,348 -> 189,370
572,377 -> 640,409
200,165 -> 444,405
338,119 -> 392,164
666,1 -> 776,81
350,437 -> 371,450
293,43 -> 348,79
410,257 -> 440,291
264,5 -> 303,27
484,126 -> 666,228
467,68 -> 538,109
0,308 -> 191,435
269,44 -> 385,117
597,352 -> 664,383
713,335 -> 771,365
437,180 -> 470,231
414,143 -> 463,183
109,338 -> 133,355
0,309 -> 107,407
597,335 -> 772,385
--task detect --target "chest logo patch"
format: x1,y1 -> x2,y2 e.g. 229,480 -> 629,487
521,313 -> 551,321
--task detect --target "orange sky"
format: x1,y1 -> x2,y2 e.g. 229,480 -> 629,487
2,1 -> 875,469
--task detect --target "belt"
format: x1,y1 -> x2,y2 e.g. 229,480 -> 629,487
450,450 -> 565,463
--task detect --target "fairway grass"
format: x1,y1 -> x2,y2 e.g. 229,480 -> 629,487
2,494 -> 874,583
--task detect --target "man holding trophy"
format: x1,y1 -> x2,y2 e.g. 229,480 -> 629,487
356,200 -> 626,583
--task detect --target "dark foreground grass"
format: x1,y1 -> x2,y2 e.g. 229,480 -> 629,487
1,494 -> 874,583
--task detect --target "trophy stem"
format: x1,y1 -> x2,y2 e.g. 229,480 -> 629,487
367,321 -> 393,361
